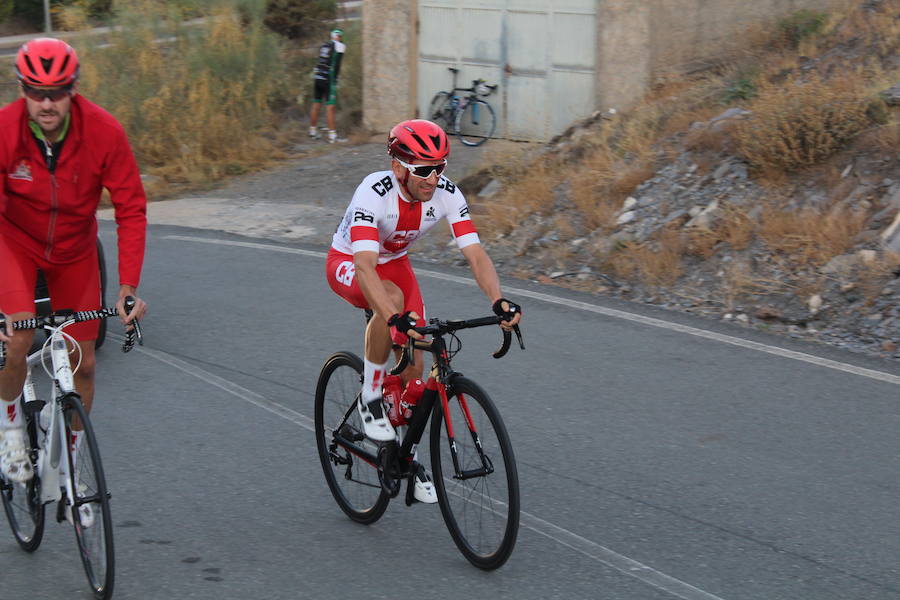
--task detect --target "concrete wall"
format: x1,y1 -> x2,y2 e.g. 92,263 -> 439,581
362,0 -> 418,134
365,0 -> 853,139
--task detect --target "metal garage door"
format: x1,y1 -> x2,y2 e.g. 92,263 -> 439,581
418,0 -> 596,142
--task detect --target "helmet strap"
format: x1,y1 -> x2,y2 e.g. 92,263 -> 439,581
398,170 -> 417,203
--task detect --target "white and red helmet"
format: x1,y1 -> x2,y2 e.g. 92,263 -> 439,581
387,119 -> 450,162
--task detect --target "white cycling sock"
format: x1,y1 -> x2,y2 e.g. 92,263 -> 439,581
0,395 -> 23,429
362,358 -> 388,404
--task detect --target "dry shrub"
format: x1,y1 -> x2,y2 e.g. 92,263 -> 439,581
720,260 -> 779,310
66,0 -> 290,186
735,72 -> 872,173
483,165 -> 555,237
759,203 -> 868,266
857,251 -> 900,303
685,228 -> 719,258
605,228 -> 684,288
716,205 -> 756,250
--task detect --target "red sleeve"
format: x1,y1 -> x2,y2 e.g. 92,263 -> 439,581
102,125 -> 147,288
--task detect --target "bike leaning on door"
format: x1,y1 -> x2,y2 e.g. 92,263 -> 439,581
428,67 -> 498,147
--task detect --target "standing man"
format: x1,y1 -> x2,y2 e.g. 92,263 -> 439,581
0,38 -> 148,483
326,119 -> 522,503
308,28 -> 346,144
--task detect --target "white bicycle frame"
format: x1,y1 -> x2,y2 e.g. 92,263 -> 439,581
23,320 -> 82,506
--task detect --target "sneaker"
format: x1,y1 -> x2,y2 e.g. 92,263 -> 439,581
65,483 -> 95,528
327,130 -> 347,144
0,427 -> 33,483
357,397 -> 396,441
413,465 -> 438,504
308,126 -> 320,139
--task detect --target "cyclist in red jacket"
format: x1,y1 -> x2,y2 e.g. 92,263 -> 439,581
0,38 -> 148,483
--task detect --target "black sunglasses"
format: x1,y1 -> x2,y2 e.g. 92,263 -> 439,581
22,84 -> 73,102
396,158 -> 447,179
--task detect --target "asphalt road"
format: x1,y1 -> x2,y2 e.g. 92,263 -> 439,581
2,220 -> 899,600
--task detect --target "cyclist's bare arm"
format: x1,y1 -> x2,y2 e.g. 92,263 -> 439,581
460,244 -> 521,328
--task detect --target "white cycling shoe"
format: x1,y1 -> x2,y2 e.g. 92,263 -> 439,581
357,397 -> 396,442
65,483 -> 95,528
0,427 -> 34,483
413,466 -> 438,504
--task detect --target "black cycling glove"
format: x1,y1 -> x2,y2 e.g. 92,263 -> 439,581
492,298 -> 522,321
388,311 -> 416,346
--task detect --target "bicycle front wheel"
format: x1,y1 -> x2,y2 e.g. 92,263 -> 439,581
315,352 -> 390,524
63,395 -> 114,600
455,100 -> 496,147
1,405 -> 45,552
427,92 -> 452,130
430,376 -> 519,569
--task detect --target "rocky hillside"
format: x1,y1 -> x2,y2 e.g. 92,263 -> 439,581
443,1 -> 900,362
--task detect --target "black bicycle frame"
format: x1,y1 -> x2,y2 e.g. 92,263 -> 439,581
329,334 -> 488,483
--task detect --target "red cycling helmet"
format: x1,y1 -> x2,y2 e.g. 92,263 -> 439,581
16,38 -> 80,87
387,119 -> 450,162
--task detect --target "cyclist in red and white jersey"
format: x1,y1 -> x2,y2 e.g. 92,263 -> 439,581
0,38 -> 148,483
326,119 -> 521,503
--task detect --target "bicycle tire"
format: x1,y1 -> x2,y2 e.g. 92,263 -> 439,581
63,395 -> 114,600
0,404 -> 46,552
430,376 -> 519,569
427,92 -> 453,130
315,351 -> 390,524
455,99 -> 496,147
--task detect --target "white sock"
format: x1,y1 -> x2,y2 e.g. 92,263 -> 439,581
1,395 -> 23,429
362,358 -> 388,404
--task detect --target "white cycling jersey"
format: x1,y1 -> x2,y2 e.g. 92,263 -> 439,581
331,170 -> 480,264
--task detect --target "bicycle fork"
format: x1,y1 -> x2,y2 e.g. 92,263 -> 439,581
439,384 -> 494,480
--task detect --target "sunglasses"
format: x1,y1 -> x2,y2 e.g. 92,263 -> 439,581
22,84 -> 73,102
396,158 -> 447,179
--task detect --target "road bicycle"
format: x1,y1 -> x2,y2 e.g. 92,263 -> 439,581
315,314 -> 524,569
427,67 -> 498,147
0,300 -> 143,600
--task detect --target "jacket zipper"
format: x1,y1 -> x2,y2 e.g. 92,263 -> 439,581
44,140 -> 58,260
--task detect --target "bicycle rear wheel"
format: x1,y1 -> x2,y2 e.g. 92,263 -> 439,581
430,376 -> 519,569
455,99 -> 496,147
0,405 -> 45,552
63,395 -> 114,600
315,352 -> 390,524
427,92 -> 452,130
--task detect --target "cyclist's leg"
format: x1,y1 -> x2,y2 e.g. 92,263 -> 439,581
309,79 -> 326,136
42,247 -> 100,415
0,241 -> 38,482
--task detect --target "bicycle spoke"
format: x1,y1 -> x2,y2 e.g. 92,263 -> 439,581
315,352 -> 390,524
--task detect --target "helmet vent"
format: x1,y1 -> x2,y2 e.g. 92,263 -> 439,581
40,57 -> 54,74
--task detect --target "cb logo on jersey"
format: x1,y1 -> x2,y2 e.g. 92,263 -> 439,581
335,261 -> 356,286
385,230 -> 419,252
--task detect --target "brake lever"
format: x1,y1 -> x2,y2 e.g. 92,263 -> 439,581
513,325 -> 525,350
121,296 -> 144,353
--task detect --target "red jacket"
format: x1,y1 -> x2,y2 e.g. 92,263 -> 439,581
0,95 -> 147,287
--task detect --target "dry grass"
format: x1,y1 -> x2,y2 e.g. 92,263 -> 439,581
735,72 -> 872,172
604,228 -> 685,288
758,203 -> 869,266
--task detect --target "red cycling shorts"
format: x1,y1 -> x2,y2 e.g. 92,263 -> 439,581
0,236 -> 101,341
326,248 -> 425,324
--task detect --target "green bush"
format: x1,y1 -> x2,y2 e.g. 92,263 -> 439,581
264,0 -> 336,40
0,0 -> 14,23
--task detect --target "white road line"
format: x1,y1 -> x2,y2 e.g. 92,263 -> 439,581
163,235 -> 900,386
118,333 -> 726,600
